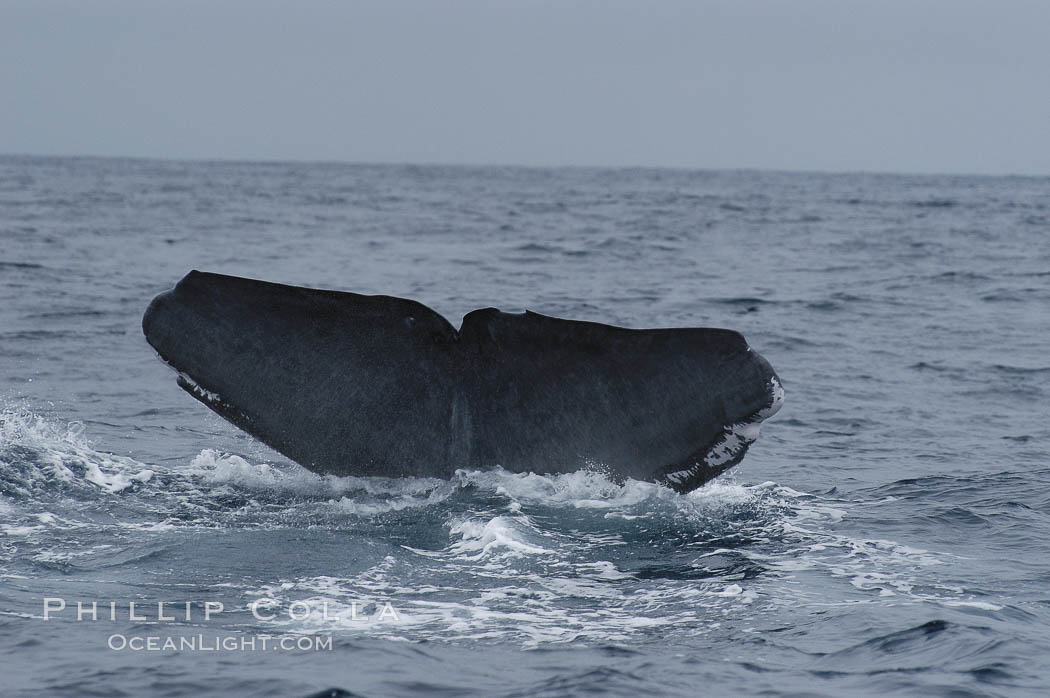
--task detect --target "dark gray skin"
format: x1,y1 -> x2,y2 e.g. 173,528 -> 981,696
142,271 -> 783,493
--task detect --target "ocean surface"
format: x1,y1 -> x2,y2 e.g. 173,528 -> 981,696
0,154 -> 1048,697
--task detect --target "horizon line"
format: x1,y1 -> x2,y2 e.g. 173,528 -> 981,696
1,150 -> 1046,181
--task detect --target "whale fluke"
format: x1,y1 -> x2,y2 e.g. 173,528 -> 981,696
142,271 -> 783,493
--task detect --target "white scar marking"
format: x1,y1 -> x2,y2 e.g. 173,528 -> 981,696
663,377 -> 784,487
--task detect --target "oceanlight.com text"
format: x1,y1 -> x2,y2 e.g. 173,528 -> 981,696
107,633 -> 333,652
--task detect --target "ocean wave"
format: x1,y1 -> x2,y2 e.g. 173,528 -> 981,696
0,409 -> 154,498
0,409 -> 1010,649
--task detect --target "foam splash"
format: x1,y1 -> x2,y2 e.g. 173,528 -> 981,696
0,408 -> 1003,646
244,560 -> 762,645
454,467 -> 657,509
445,515 -> 553,559
188,449 -> 289,488
0,409 -> 154,495
188,448 -> 456,515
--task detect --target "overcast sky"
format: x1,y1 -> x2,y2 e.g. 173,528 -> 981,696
2,0 -> 1048,175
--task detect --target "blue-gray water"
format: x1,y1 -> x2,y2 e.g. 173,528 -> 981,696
1,155 -> 1048,697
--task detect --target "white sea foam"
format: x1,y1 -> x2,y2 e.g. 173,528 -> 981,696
940,600 -> 1003,611
456,467 -> 656,509
0,409 -> 155,494
188,448 -> 455,514
333,486 -> 453,515
248,558 -> 763,646
446,515 -> 552,558
1,409 -> 1004,647
188,449 -> 289,487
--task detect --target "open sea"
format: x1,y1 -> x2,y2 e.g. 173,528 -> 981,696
0,154 -> 1048,697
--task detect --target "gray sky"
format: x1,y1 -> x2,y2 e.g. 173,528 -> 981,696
2,0 -> 1048,175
